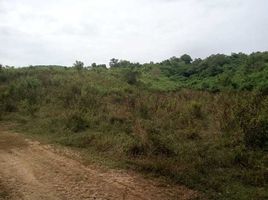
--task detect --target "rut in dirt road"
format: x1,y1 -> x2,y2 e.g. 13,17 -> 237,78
0,126 -> 198,200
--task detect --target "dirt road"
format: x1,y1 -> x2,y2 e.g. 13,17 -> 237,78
0,125 -> 198,200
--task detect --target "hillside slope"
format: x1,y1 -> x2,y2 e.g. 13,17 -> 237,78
0,52 -> 267,199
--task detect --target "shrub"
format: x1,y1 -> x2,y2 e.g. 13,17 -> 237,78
65,111 -> 88,132
235,94 -> 268,149
243,116 -> 268,149
19,99 -> 39,116
123,70 -> 140,85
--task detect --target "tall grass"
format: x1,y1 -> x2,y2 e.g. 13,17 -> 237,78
0,67 -> 267,200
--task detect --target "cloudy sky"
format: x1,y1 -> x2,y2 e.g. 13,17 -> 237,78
0,0 -> 268,66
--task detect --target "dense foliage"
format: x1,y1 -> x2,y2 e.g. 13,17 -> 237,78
0,52 -> 268,199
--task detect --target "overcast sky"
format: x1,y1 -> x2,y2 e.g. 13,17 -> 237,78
0,0 -> 268,66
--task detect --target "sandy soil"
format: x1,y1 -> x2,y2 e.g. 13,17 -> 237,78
0,125 -> 198,200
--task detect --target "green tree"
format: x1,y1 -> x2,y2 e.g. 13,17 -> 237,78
73,60 -> 84,70
180,54 -> 192,64
192,58 -> 202,65
92,63 -> 107,69
91,63 -> 97,68
109,58 -> 119,68
97,64 -> 107,69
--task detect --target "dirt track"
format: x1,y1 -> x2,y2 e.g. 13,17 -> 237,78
0,125 -> 198,200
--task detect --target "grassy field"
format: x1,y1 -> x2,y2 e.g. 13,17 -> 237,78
0,52 -> 268,199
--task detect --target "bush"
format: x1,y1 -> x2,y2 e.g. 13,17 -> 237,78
235,94 -> 268,149
65,111 -> 88,132
123,70 -> 140,85
243,117 -> 268,149
19,99 -> 39,116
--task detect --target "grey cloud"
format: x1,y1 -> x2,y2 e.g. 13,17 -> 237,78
0,0 -> 268,66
